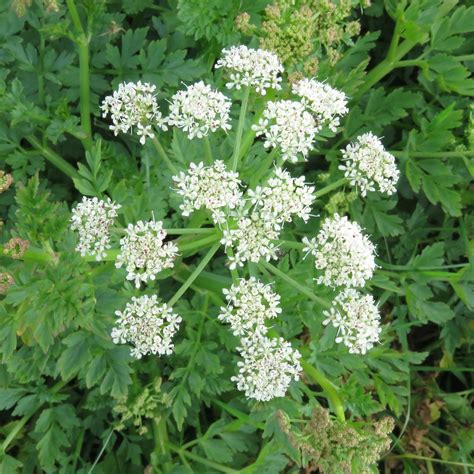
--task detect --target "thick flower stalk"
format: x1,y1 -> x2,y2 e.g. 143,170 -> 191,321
167,81 -> 232,139
323,289 -> 381,355
340,132 -> 399,196
115,220 -> 178,288
303,213 -> 376,288
215,44 -> 283,95
70,196 -> 120,261
112,295 -> 182,359
100,81 -> 168,144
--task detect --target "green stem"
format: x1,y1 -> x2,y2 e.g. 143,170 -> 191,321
238,106 -> 264,161
166,228 -> 215,235
152,136 -> 178,174
167,443 -> 238,474
26,136 -> 80,179
66,0 -> 92,149
454,54 -> 474,61
314,178 -> 347,198
301,359 -> 345,422
249,148 -> 278,188
153,416 -> 170,465
378,260 -> 467,271
396,59 -> 427,68
278,240 -> 304,250
231,87 -> 250,171
391,150 -> 474,158
354,39 -> 418,99
204,136 -> 213,164
260,261 -> 330,309
386,454 -> 474,469
168,242 -> 220,306
178,233 -> 221,254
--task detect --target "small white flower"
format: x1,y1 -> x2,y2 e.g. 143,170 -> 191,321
339,132 -> 399,196
248,167 -> 315,225
112,295 -> 182,359
252,100 -> 318,163
168,81 -> 232,139
70,196 -> 120,261
303,213 -> 376,288
323,288 -> 381,354
232,334 -> 301,401
115,220 -> 178,288
292,78 -> 348,132
101,81 -> 167,143
215,45 -> 283,95
218,277 -> 281,337
173,161 -> 243,225
225,211 -> 280,269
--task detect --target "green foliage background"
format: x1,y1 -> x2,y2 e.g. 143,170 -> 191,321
0,0 -> 473,472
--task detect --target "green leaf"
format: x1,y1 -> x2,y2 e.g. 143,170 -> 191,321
406,283 -> 455,324
363,197 -> 404,237
411,242 -> 444,268
201,439 -> 234,464
57,332 -> 91,380
0,455 -> 22,474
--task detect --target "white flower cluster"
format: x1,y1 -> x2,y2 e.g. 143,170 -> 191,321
252,100 -> 318,163
232,334 -> 302,402
292,78 -> 349,132
340,132 -> 399,196
70,197 -> 120,261
173,161 -> 243,225
112,295 -> 182,359
218,278 -> 301,401
100,81 -> 168,144
303,214 -> 376,288
223,212 -> 279,269
323,289 -> 381,354
218,277 -> 281,336
115,220 -> 178,288
219,168 -> 314,269
215,45 -> 283,95
248,168 -> 315,227
168,81 -> 232,139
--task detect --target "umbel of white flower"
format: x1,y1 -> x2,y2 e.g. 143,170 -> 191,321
223,211 -> 280,269
252,100 -> 318,163
303,213 -> 376,288
248,167 -> 315,227
323,288 -> 381,355
173,161 -> 243,225
115,220 -> 178,288
218,277 -> 281,337
232,334 -> 302,402
100,81 -> 168,144
292,78 -> 349,132
70,196 -> 120,261
167,81 -> 232,139
221,169 -> 315,269
112,295 -> 182,359
340,132 -> 399,196
215,45 -> 283,95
